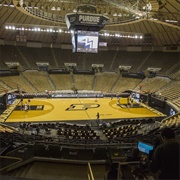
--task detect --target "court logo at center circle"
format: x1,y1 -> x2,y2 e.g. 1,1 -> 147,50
66,103 -> 100,111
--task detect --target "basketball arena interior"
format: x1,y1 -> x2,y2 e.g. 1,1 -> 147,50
0,0 -> 180,179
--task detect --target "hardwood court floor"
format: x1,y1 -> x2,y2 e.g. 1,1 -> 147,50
6,98 -> 166,123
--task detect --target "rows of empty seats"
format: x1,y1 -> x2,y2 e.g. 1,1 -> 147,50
0,75 -> 33,93
133,76 -> 171,93
0,73 -> 175,95
173,98 -> 180,109
57,127 -> 100,141
0,45 -> 33,69
170,70 -> 180,80
93,72 -> 119,92
112,77 -> 142,93
157,80 -> 180,100
100,118 -> 163,144
111,51 -> 150,72
0,59 -> 8,70
139,51 -> 179,74
160,114 -> 180,129
0,45 -> 179,76
73,74 -> 94,90
17,46 -> 55,68
19,122 -> 103,144
22,70 -> 53,92
0,82 -> 9,94
102,124 -> 140,140
49,74 -> 72,90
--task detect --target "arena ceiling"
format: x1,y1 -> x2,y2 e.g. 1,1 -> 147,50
0,0 -> 180,47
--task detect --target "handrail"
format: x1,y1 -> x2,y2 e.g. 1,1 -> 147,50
87,162 -> 94,180
0,122 -> 19,132
6,157 -> 34,172
161,112 -> 180,123
6,144 -> 28,156
0,156 -> 22,172
32,140 -> 137,148
0,134 -> 14,146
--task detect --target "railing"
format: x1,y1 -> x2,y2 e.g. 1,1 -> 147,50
87,162 -> 95,180
0,156 -> 22,172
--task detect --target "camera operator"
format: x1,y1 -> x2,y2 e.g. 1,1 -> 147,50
149,127 -> 179,180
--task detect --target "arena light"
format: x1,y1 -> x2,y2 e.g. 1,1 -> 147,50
165,20 -> 178,23
151,18 -> 158,21
5,24 -> 144,40
51,6 -> 56,11
57,6 -> 61,11
135,16 -> 140,19
3,1 -> 9,7
113,13 -> 117,17
100,31 -> 143,39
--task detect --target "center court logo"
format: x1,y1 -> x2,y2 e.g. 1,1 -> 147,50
66,103 -> 100,111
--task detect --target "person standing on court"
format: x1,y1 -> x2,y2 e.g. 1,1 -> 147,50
149,127 -> 179,180
96,112 -> 100,125
24,102 -> 28,111
96,112 -> 100,120
28,99 -> 31,110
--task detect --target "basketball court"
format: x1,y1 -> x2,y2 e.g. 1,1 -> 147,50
5,97 -> 166,123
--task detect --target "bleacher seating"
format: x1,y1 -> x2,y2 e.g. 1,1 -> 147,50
138,52 -> 179,74
93,72 -> 119,92
22,70 -> 54,92
173,98 -> 180,109
0,60 -> 9,70
157,80 -> 180,100
0,75 -> 33,93
0,83 -> 9,95
111,51 -> 150,72
73,74 -> 94,90
1,46 -> 179,75
112,77 -> 142,93
49,74 -> 72,90
133,76 -> 171,93
160,113 -> 180,130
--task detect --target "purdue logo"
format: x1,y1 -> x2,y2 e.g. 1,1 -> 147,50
66,103 -> 100,111
79,15 -> 100,23
70,17 -> 76,23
